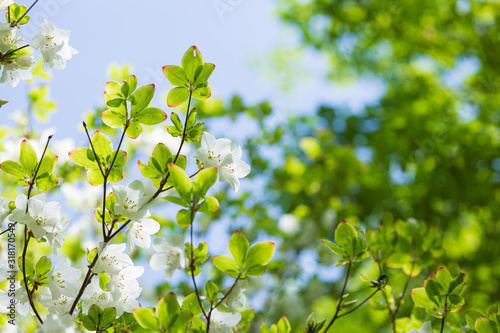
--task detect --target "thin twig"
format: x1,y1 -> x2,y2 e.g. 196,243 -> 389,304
324,261 -> 352,332
337,288 -> 380,319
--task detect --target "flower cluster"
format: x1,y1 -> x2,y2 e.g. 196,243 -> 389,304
0,5 -> 77,88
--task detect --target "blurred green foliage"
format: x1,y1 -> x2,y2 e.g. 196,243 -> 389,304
197,0 -> 500,331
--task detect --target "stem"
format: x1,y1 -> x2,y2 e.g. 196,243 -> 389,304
440,315 -> 446,333
150,91 -> 193,201
337,288 -> 380,319
324,261 -> 352,333
22,226 -> 43,324
19,134 -> 53,324
0,222 -> 17,236
69,254 -> 98,315
189,214 -> 208,319
82,122 -> 105,178
70,121 -> 130,313
205,274 -> 242,333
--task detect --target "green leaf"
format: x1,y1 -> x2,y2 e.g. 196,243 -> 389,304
194,63 -> 215,86
19,140 -> 38,174
229,231 -> 249,269
164,195 -> 189,207
111,150 -> 127,168
192,86 -> 211,100
151,143 -> 172,172
212,255 -> 239,278
101,307 -> 116,327
181,293 -> 202,316
167,87 -> 190,107
107,167 -> 124,183
176,209 -> 192,228
157,292 -> 180,329
87,169 -> 105,186
130,84 -> 155,116
35,256 -> 51,277
99,273 -> 111,290
91,131 -> 112,160
125,75 -> 137,95
242,242 -> 275,276
135,107 -> 167,125
163,65 -> 189,87
410,287 -> 439,309
475,318 -> 497,333
182,46 -> 204,83
198,196 -> 220,213
205,281 -> 219,303
7,4 -> 30,25
101,110 -> 126,128
322,239 -> 344,256
138,161 -> 161,179
466,311 -> 484,329
168,163 -> 192,202
334,220 -> 358,258
124,121 -> 143,139
37,156 -> 57,177
0,160 -> 25,178
68,148 -> 97,169
193,167 -> 218,200
87,248 -> 98,265
133,307 -> 159,331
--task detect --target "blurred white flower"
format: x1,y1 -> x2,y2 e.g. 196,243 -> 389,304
34,313 -> 75,333
150,235 -> 186,280
278,214 -> 299,234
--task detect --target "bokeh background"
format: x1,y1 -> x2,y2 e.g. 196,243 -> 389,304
1,0 -> 500,332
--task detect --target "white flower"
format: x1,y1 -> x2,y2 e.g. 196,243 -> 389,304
35,313 -> 75,333
40,292 -> 74,316
0,0 -> 14,11
92,243 -> 133,274
108,265 -> 143,298
48,258 -> 82,300
407,321 -> 433,333
150,235 -> 186,280
81,279 -> 111,314
225,280 -> 247,313
126,211 -> 160,253
46,217 -> 69,254
10,193 -> 62,241
30,19 -> 77,70
218,146 -> 251,193
202,309 -> 242,333
113,180 -> 156,221
0,54 -> 34,87
0,290 -> 10,313
14,286 -> 31,315
0,23 -> 20,54
112,292 -> 140,317
193,132 -> 250,193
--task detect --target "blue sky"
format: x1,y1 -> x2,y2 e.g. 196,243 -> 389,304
0,0 -> 384,139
